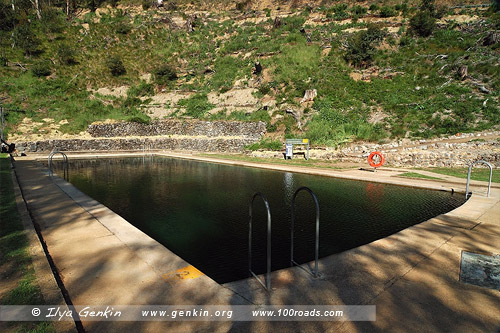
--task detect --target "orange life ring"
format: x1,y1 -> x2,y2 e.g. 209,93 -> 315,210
368,151 -> 385,168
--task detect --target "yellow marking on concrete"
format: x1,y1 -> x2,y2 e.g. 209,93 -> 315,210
162,265 -> 204,282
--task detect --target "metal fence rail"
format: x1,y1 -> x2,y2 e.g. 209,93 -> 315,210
248,192 -> 272,291
48,151 -> 69,181
290,186 -> 320,278
466,160 -> 493,199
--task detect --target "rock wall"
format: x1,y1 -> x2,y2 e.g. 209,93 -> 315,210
250,133 -> 500,168
86,119 -> 266,138
16,137 -> 259,153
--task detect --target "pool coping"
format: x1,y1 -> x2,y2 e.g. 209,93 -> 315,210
11,152 -> 500,332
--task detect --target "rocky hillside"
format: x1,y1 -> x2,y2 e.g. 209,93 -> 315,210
1,0 -> 499,149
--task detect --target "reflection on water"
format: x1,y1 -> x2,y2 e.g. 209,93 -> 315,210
53,157 -> 466,283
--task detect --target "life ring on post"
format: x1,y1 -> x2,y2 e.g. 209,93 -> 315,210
368,151 -> 385,168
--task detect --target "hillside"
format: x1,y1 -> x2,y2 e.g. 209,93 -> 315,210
0,0 -> 499,149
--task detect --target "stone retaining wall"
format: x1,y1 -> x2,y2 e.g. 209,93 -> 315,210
250,139 -> 500,167
87,119 -> 266,138
16,137 -> 258,153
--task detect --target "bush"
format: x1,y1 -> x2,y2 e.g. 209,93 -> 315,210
344,24 -> 386,67
409,10 -> 436,37
128,82 -> 154,97
106,56 -> 126,76
258,84 -> 271,95
395,3 -> 409,16
32,60 -> 52,77
153,64 -> 177,85
115,22 -> 132,34
57,44 -> 77,65
178,94 -> 214,118
245,138 -> 282,151
13,24 -> 42,55
142,0 -> 151,10
236,0 -> 250,12
379,6 -> 397,18
419,0 -> 435,14
369,4 -> 380,11
351,5 -> 367,15
126,115 -> 150,124
41,7 -> 66,33
0,54 -> 7,66
0,3 -> 16,31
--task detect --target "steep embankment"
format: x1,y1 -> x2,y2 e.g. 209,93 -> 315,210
1,1 -> 499,152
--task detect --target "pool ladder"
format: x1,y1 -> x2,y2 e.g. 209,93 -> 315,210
248,187 -> 320,291
465,160 -> 493,199
48,151 -> 69,181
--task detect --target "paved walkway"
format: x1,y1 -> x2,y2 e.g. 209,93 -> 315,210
11,154 -> 500,332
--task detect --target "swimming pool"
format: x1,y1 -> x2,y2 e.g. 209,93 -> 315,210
57,156 -> 466,283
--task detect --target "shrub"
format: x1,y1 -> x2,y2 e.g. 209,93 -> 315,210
106,56 -> 126,76
0,3 -> 16,31
115,22 -> 132,35
395,3 -> 409,15
126,115 -> 150,124
419,0 -> 435,14
258,84 -> 271,95
142,0 -> 151,10
153,64 -> 177,85
123,96 -> 142,108
128,82 -> 154,97
245,138 -> 282,151
41,7 -> 66,33
344,24 -> 386,67
369,4 -> 380,11
409,10 -> 436,37
399,35 -> 412,46
13,24 -> 42,55
236,0 -> 250,12
178,94 -> 214,118
57,44 -> 77,65
379,6 -> 397,18
32,60 -> 52,77
351,5 -> 367,15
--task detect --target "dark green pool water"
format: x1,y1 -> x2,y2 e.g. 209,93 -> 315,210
60,157 -> 466,283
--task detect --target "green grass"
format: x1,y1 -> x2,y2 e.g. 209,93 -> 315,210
0,155 -> 55,332
420,167 -> 500,183
1,5 -> 499,142
245,138 -> 283,151
198,153 -> 351,169
398,172 -> 441,180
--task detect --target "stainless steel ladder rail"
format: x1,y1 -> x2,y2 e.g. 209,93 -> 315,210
248,192 -> 272,291
48,151 -> 69,180
291,186 -> 320,277
466,160 -> 493,199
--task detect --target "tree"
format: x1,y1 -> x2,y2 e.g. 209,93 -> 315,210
410,10 -> 436,37
410,0 -> 437,37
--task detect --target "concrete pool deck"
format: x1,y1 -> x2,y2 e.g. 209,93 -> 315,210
10,152 -> 500,332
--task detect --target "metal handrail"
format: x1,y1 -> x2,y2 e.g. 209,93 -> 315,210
291,186 -> 320,277
48,151 -> 69,180
248,192 -> 272,291
466,160 -> 493,199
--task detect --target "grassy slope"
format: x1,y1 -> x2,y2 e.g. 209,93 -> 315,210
0,2 -> 499,144
421,167 -> 500,182
0,154 -> 54,332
